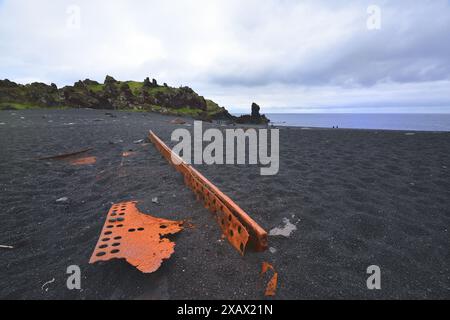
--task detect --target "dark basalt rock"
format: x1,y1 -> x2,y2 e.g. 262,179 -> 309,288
82,79 -> 99,86
252,102 -> 261,118
143,77 -> 151,88
104,75 -> 117,86
236,102 -> 270,125
0,79 -> 19,88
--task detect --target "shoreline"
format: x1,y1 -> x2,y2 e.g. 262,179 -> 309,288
2,107 -> 450,134
275,124 -> 450,134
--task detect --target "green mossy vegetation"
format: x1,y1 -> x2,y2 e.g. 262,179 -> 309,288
0,77 -> 234,120
0,102 -> 68,110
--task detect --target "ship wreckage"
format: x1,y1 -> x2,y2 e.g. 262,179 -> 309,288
87,131 -> 277,296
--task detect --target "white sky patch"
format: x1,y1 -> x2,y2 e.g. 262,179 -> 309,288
1,0 -> 450,113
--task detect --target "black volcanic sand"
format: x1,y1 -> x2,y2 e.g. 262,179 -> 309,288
0,109 -> 449,300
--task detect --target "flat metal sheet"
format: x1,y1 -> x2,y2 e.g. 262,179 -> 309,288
89,201 -> 184,273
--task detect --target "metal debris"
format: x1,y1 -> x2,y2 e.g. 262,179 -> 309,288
261,262 -> 278,297
70,156 -> 97,166
149,130 -> 268,254
122,151 -> 137,158
56,197 -> 69,203
89,201 -> 184,273
152,197 -> 159,204
37,148 -> 93,161
134,139 -> 145,144
0,245 -> 14,249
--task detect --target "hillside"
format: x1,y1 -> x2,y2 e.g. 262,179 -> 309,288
0,76 -> 234,120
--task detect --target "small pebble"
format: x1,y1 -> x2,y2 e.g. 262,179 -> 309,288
56,197 -> 69,203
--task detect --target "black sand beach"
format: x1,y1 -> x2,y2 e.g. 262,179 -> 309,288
0,109 -> 449,299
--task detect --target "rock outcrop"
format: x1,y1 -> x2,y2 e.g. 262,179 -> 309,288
236,102 -> 270,125
0,76 -> 237,120
0,77 -> 269,123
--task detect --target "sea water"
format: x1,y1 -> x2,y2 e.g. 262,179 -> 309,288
264,113 -> 450,132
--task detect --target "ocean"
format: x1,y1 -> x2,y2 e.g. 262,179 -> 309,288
264,113 -> 450,132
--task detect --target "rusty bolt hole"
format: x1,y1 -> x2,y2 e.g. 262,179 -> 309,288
112,243 -> 121,247
114,236 -> 122,240
102,238 -> 110,242
99,244 -> 108,249
96,252 -> 106,257
104,231 -> 112,235
111,249 -> 120,254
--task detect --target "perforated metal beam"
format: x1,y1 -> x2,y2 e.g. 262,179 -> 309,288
148,130 -> 268,253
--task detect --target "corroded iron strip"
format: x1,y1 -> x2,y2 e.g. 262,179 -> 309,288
37,147 -> 93,160
148,130 -> 268,253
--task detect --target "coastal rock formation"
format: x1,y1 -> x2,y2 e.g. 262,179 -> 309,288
0,76 -> 236,120
0,77 -> 270,123
236,102 -> 270,125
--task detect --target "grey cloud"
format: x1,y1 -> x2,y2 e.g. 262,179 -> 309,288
1,0 -> 450,112
209,0 -> 450,88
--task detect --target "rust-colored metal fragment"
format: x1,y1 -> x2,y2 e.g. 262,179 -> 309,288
89,201 -> 184,273
261,262 -> 278,297
148,130 -> 268,254
37,148 -> 93,161
70,156 -> 97,165
122,151 -> 137,158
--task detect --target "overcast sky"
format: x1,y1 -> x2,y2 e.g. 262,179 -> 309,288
1,0 -> 450,113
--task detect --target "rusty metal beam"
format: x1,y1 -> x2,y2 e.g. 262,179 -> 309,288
148,130 -> 268,253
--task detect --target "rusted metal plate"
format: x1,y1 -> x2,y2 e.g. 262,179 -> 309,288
148,130 -> 268,254
70,156 -> 97,165
122,151 -> 137,158
38,147 -> 96,166
89,201 -> 184,273
261,262 -> 278,297
37,148 -> 93,161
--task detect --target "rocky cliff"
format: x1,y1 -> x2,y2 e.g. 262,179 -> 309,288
0,76 -> 234,120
